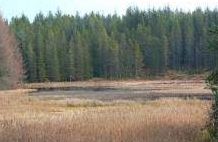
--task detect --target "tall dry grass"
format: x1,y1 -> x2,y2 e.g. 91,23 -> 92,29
0,89 -> 211,142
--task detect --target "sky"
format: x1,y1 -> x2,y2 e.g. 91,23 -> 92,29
0,0 -> 218,21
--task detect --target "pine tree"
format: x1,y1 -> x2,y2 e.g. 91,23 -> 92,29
45,30 -> 60,81
169,19 -> 182,70
25,42 -> 37,82
207,26 -> 218,140
34,27 -> 46,82
133,41 -> 143,77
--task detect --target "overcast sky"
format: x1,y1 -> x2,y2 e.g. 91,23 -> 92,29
0,0 -> 218,21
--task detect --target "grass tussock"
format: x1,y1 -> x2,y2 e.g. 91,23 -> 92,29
0,89 -> 211,142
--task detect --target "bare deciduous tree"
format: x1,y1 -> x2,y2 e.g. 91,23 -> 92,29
0,15 -> 23,89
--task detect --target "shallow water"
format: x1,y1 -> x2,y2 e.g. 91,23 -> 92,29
29,87 -> 212,102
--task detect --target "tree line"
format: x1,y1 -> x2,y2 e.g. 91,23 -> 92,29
9,7 -> 218,82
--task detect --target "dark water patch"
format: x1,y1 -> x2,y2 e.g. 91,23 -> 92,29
36,86 -> 124,92
29,88 -> 213,102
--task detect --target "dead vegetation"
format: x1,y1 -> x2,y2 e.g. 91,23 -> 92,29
0,15 -> 23,89
0,80 -> 212,142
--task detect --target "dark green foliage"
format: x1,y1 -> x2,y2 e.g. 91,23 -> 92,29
207,26 -> 218,141
9,8 -> 218,82
45,31 -> 60,81
207,72 -> 218,141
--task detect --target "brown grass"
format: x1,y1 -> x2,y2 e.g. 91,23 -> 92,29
24,79 -> 204,87
0,87 -> 211,142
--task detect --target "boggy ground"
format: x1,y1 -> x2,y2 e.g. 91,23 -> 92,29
0,80 -> 213,142
28,80 -> 212,101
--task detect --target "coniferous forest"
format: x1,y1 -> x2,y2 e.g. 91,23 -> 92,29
9,7 -> 218,82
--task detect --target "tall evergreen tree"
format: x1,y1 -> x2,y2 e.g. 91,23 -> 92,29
45,30 -> 60,81
9,8 -> 218,82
